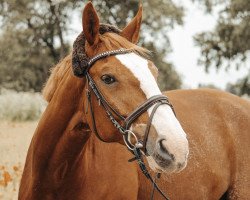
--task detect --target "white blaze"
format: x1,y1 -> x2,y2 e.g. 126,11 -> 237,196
116,53 -> 188,166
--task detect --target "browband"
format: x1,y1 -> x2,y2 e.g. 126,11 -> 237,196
84,48 -> 132,75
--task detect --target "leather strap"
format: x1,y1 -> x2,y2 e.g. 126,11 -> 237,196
143,102 -> 163,155
85,49 -> 132,75
87,73 -> 125,120
87,88 -> 107,142
124,95 -> 172,130
84,49 -> 176,152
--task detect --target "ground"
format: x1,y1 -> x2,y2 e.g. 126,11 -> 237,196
0,121 -> 37,200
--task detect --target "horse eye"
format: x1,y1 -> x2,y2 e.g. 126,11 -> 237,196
101,74 -> 116,84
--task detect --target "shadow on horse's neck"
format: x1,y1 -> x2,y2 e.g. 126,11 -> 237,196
20,55 -> 93,197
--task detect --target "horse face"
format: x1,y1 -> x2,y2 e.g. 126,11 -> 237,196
86,52 -> 188,173
82,2 -> 189,173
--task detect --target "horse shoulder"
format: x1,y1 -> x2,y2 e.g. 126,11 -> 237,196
163,89 -> 250,199
60,136 -> 139,200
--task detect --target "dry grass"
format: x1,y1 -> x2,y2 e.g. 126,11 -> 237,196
0,121 -> 37,200
0,89 -> 46,122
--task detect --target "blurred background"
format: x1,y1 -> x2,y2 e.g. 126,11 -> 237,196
0,0 -> 249,199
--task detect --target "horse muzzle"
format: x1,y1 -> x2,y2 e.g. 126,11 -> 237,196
132,123 -> 189,173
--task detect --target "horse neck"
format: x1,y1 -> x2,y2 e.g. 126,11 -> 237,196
19,57 -> 91,198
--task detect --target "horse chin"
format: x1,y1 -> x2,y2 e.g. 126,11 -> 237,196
146,153 -> 187,174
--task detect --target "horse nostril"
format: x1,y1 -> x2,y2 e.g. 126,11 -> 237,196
158,139 -> 175,161
177,162 -> 184,169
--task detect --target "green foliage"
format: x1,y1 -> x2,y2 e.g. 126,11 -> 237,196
193,0 -> 250,95
192,0 -> 225,13
226,74 -> 250,96
0,89 -> 46,121
198,83 -> 220,89
194,0 -> 250,70
0,0 -> 184,92
93,0 -> 184,37
93,0 -> 184,90
0,0 -> 80,91
0,30 -> 54,91
145,43 -> 182,90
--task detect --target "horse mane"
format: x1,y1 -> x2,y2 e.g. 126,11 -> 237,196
72,23 -> 150,77
43,24 -> 123,101
42,55 -> 72,102
99,32 -> 150,58
43,23 -> 150,102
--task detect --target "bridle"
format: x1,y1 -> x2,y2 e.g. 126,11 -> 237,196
84,48 -> 176,152
83,48 -> 175,200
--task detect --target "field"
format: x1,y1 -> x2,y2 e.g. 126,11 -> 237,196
0,121 -> 37,200
0,90 -> 248,200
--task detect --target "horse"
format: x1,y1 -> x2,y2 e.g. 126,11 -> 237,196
19,2 -> 250,200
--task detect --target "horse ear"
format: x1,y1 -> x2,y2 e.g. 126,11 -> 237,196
121,5 -> 143,44
82,2 -> 100,46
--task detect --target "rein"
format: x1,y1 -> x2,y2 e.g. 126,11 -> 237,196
83,48 -> 174,200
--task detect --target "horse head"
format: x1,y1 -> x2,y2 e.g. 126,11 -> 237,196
73,2 -> 189,173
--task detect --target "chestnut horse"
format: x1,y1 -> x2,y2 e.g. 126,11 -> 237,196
19,2 -> 250,200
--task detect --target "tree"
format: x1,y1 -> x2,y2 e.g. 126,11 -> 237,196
0,0 -> 82,91
0,30 -> 54,91
193,0 -> 250,95
93,0 -> 184,91
226,74 -> 250,96
0,0 -> 184,92
0,0 -> 82,60
145,43 -> 181,90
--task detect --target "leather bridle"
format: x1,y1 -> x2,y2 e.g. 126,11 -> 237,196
84,48 -> 176,154
83,48 -> 175,200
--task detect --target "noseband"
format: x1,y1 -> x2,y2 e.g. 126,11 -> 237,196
84,48 -> 176,154
83,48 -> 173,200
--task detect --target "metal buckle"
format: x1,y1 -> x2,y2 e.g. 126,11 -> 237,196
123,130 -> 143,150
